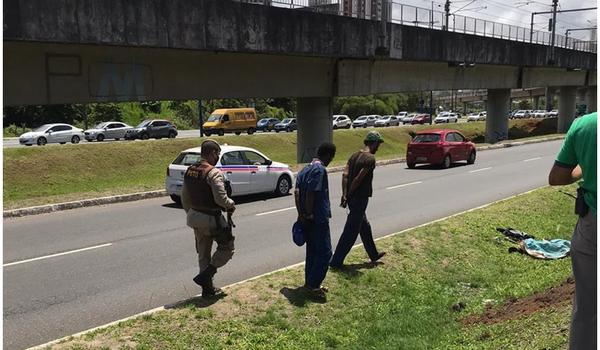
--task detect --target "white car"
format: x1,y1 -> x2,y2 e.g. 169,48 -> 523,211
402,113 -> 418,124
332,115 -> 351,129
375,115 -> 400,127
467,112 -> 486,122
19,123 -> 85,146
165,145 -> 294,204
513,110 -> 530,119
532,110 -> 547,118
397,111 -> 408,119
548,110 -> 559,117
434,112 -> 458,124
84,121 -> 133,142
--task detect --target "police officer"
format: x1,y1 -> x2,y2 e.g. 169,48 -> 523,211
181,139 -> 236,298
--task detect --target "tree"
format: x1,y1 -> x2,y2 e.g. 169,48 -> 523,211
89,103 -> 122,124
517,99 -> 532,110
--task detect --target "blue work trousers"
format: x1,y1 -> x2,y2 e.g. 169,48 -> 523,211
305,222 -> 332,289
331,196 -> 379,266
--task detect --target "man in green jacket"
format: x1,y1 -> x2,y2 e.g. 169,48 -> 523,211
548,112 -> 596,350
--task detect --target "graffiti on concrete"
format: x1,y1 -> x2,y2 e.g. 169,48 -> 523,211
90,63 -> 153,102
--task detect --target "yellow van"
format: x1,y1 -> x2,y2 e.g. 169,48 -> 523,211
203,108 -> 258,136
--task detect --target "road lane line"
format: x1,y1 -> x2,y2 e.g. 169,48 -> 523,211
386,181 -> 423,190
469,167 -> 492,173
255,207 -> 296,217
4,243 -> 113,267
523,157 -> 542,162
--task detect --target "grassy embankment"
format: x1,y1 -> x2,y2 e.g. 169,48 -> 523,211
4,119 -> 559,209
49,185 -> 576,350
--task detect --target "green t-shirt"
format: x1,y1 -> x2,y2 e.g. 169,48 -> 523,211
555,112 -> 597,213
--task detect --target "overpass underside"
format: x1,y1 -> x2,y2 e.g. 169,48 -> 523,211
4,41 -> 595,105
3,0 -> 597,162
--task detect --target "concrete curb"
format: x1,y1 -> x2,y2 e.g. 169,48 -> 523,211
4,190 -> 167,218
4,135 -> 564,218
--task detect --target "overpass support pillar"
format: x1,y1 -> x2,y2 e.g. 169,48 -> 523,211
485,89 -> 510,143
545,87 -> 556,111
586,86 -> 597,113
558,86 -> 577,133
297,97 -> 333,163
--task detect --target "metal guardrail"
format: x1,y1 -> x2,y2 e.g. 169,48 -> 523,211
240,0 -> 597,53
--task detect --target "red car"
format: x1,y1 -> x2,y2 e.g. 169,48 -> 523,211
406,129 -> 476,169
411,114 -> 431,125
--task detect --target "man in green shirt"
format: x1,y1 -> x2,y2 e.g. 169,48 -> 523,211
548,112 -> 596,350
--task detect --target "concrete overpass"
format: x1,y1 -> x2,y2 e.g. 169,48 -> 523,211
4,0 -> 597,161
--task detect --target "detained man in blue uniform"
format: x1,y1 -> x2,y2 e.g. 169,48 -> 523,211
294,143 -> 337,302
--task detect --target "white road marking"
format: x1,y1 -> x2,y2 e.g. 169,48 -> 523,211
523,157 -> 542,162
3,243 -> 113,267
386,181 -> 423,190
26,186 -> 547,350
469,167 -> 492,173
255,206 -> 296,216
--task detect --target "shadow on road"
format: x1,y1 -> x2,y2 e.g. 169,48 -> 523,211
406,163 -> 469,171
161,193 -> 292,209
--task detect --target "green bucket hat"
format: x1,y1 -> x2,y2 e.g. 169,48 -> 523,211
365,130 -> 384,143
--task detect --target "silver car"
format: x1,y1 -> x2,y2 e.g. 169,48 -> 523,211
165,145 -> 294,204
375,115 -> 400,127
84,121 -> 133,142
19,123 -> 84,146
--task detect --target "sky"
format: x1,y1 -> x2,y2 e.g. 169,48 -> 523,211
397,0 -> 597,40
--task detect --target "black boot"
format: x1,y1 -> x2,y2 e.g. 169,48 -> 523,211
193,265 -> 220,298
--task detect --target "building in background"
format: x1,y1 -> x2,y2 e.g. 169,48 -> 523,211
341,0 -> 382,19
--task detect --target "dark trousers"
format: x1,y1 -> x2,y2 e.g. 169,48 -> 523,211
330,196 -> 379,266
570,212 -> 597,350
305,222 -> 332,289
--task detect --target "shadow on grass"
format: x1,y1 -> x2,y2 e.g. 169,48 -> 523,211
279,286 -> 331,306
165,292 -> 227,309
330,261 -> 383,278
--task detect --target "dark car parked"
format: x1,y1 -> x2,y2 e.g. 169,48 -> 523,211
124,119 -> 178,140
274,118 -> 297,132
256,118 -> 280,132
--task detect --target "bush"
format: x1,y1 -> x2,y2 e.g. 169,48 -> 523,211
3,124 -> 30,137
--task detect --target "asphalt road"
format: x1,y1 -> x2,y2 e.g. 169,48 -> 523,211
3,140 -> 563,349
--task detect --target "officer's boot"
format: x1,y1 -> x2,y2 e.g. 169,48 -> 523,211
193,265 -> 220,298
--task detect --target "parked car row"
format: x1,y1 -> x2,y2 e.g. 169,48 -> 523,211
19,119 -> 178,146
510,109 -> 558,119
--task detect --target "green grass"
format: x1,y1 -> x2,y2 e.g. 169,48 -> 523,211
48,185 -> 576,350
3,119 -> 558,209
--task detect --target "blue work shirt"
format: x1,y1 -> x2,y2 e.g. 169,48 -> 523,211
296,159 -> 331,224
